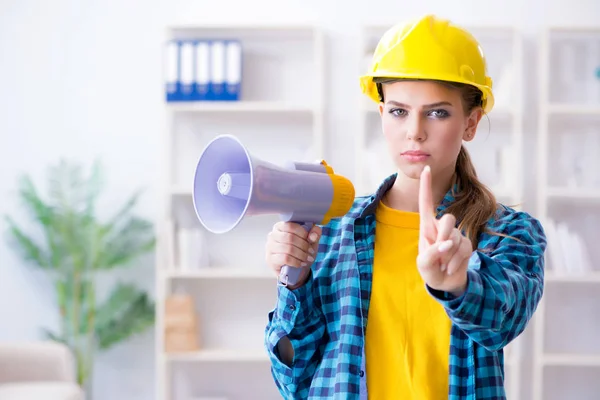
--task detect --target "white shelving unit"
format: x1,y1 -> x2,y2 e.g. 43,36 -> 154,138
155,23 -> 325,400
532,26 -> 600,400
355,23 -> 525,400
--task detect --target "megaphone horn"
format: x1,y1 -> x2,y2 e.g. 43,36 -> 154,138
192,134 -> 355,287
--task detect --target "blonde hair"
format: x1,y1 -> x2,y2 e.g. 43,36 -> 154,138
375,78 -> 498,249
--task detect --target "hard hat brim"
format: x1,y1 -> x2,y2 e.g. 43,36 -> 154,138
360,73 -> 495,114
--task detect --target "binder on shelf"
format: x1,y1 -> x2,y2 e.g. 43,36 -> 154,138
179,40 -> 195,101
194,40 -> 210,101
225,40 -> 242,101
209,40 -> 226,100
165,40 -> 180,102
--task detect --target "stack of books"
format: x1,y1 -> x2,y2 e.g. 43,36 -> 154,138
544,218 -> 594,276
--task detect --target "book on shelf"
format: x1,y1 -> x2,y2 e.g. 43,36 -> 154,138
544,218 -> 594,276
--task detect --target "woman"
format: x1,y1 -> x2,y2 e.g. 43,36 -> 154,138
264,14 -> 546,400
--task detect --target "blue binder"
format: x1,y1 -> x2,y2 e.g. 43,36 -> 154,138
209,40 -> 226,100
224,40 -> 242,101
179,40 -> 195,101
194,40 -> 211,101
165,40 -> 180,102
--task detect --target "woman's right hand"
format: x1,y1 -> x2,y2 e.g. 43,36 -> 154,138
265,221 -> 322,289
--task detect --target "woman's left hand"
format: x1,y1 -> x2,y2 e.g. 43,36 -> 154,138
417,166 -> 473,297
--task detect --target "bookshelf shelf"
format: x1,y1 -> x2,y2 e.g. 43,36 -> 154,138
167,101 -> 318,114
542,354 -> 600,367
546,187 -> 600,201
161,268 -> 274,280
547,104 -> 600,115
167,348 -> 269,363
545,272 -> 600,283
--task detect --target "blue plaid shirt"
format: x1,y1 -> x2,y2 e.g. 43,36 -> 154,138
264,174 -> 547,399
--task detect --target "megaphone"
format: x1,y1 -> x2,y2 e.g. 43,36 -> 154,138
192,134 -> 355,287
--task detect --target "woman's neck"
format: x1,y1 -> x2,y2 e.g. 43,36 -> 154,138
384,168 -> 454,213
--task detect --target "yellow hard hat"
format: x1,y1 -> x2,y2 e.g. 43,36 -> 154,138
359,14 -> 495,113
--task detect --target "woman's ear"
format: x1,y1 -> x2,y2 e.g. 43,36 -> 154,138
378,102 -> 385,116
463,108 -> 483,142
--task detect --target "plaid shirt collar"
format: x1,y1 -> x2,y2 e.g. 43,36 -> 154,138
356,172 -> 459,219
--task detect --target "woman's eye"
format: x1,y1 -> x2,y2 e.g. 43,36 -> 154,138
389,108 -> 407,117
429,109 -> 449,118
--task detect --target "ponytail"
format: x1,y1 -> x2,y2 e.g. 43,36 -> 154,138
443,145 -> 498,249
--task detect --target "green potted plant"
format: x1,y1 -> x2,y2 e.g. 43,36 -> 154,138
4,159 -> 156,398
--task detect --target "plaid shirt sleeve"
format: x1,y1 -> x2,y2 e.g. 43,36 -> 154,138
427,207 -> 547,351
264,271 -> 327,399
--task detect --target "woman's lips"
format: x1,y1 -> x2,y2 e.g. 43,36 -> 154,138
401,150 -> 430,162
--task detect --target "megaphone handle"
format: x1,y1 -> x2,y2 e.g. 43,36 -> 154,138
278,222 -> 314,288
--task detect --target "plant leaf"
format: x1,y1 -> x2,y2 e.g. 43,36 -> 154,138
4,215 -> 51,268
94,283 -> 155,350
16,175 -> 55,227
96,216 -> 155,269
4,173 -> 67,269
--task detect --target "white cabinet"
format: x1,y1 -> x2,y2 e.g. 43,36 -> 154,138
155,23 -> 325,400
532,26 -> 600,400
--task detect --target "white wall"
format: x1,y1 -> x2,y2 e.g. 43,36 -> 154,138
1,0 -> 598,399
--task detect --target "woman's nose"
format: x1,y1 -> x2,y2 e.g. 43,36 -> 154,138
406,115 -> 427,142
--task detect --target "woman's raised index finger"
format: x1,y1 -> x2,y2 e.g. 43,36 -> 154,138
419,165 -> 436,224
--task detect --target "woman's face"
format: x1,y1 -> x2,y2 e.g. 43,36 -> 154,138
378,80 -> 481,181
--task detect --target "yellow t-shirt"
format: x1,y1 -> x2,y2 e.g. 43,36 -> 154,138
365,200 -> 452,399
